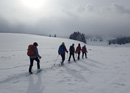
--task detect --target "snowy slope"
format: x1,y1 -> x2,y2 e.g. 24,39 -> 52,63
0,33 -> 130,93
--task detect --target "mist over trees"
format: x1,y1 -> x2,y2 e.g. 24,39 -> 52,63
86,35 -> 104,42
69,32 -> 86,44
109,37 -> 130,45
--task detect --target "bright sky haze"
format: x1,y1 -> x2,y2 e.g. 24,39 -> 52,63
0,0 -> 130,37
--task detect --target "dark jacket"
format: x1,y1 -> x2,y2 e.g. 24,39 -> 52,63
69,45 -> 75,54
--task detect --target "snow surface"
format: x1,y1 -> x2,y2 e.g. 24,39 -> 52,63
0,33 -> 130,93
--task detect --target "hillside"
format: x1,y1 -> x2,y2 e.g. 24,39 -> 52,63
0,33 -> 130,93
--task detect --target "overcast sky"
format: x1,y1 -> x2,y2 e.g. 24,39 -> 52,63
0,0 -> 130,37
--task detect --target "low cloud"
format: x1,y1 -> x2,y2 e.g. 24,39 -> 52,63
113,4 -> 130,14
0,0 -> 130,37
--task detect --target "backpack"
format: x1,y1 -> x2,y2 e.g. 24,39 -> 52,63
82,46 -> 85,52
59,45 -> 64,54
76,47 -> 80,53
70,46 -> 74,53
27,45 -> 36,56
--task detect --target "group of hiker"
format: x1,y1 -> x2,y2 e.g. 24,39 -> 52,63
58,42 -> 88,66
27,42 -> 88,74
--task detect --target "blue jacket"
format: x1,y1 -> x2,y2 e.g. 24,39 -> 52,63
58,45 -> 67,54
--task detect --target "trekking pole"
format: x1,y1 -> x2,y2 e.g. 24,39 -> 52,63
67,52 -> 68,59
75,53 -> 77,58
51,55 -> 59,69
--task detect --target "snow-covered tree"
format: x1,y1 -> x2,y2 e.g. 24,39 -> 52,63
69,32 -> 86,43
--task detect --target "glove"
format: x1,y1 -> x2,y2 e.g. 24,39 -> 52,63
39,56 -> 41,59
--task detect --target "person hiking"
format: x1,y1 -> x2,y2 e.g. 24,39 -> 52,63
27,42 -> 41,74
58,42 -> 68,66
68,43 -> 76,62
76,43 -> 82,60
82,45 -> 88,59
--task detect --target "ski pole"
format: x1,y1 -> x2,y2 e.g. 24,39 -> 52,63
75,53 -> 77,58
54,55 -> 59,65
67,52 -> 68,59
51,55 -> 59,69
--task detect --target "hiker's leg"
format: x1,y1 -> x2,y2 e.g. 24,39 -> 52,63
77,53 -> 79,60
29,58 -> 34,73
68,53 -> 72,61
35,58 -> 40,69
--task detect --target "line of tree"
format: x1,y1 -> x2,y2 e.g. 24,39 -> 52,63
49,34 -> 57,37
69,32 -> 86,44
109,37 -> 130,45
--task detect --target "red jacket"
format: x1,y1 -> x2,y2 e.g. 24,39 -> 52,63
82,46 -> 87,53
76,46 -> 82,53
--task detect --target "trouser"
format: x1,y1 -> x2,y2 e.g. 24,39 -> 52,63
68,53 -> 75,61
82,52 -> 87,58
29,57 -> 40,72
77,53 -> 80,60
61,54 -> 65,63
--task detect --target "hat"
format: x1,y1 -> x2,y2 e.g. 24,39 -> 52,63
33,42 -> 38,46
62,42 -> 65,45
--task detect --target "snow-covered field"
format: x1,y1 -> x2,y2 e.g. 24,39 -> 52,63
0,33 -> 130,93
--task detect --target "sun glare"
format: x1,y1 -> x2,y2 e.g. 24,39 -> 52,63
22,0 -> 45,9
